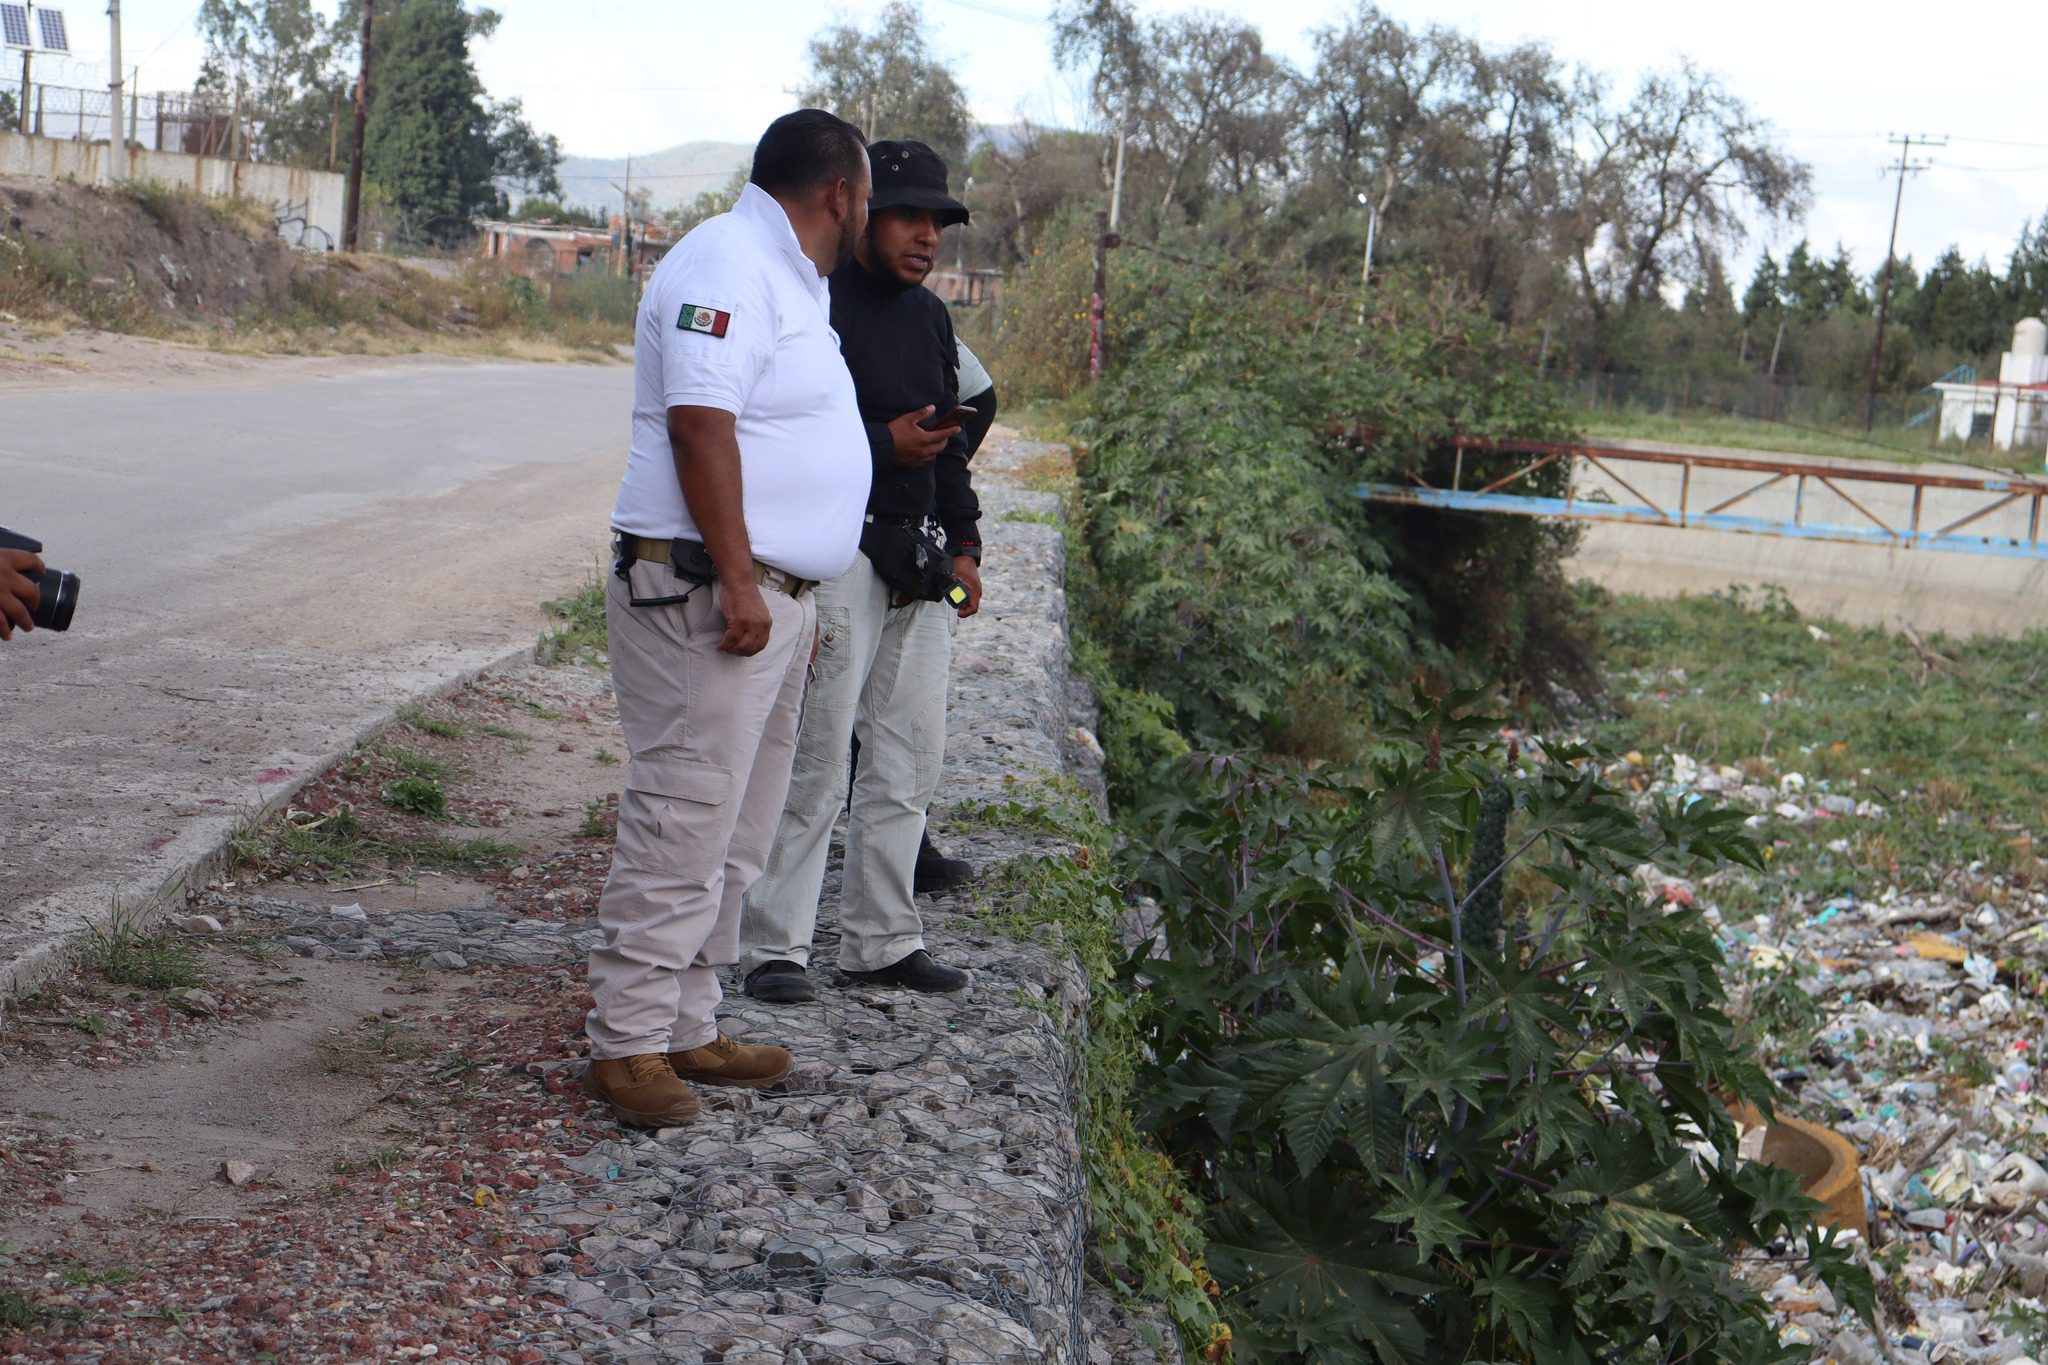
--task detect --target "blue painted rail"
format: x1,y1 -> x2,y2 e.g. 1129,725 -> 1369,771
1357,437 -> 2048,560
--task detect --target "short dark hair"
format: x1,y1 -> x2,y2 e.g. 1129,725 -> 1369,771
750,109 -> 868,200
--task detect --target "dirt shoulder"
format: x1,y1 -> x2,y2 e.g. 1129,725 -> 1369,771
0,658 -> 627,1362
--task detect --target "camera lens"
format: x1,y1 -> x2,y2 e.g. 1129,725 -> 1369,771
31,568 -> 77,631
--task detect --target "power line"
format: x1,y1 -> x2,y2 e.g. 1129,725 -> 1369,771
932,0 -> 1049,24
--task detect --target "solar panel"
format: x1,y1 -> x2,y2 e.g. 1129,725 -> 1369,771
0,5 -> 30,48
36,6 -> 66,51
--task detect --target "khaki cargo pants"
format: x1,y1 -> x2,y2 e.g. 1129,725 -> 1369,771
585,557 -> 815,1059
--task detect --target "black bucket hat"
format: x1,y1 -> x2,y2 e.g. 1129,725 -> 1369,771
866,139 -> 969,228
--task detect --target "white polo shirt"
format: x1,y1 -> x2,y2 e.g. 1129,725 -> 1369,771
612,183 -> 867,583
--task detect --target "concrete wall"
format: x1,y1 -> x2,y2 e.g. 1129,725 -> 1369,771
0,132 -> 345,249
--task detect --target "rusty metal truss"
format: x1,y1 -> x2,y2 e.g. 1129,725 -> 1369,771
1357,437 -> 2048,560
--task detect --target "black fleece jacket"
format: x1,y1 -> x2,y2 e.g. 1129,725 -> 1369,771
827,259 -> 982,557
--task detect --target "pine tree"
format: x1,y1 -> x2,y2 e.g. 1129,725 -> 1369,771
1741,250 -> 1782,321
363,0 -> 499,246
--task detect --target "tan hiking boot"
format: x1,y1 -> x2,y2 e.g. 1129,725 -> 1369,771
668,1033 -> 792,1088
582,1053 -> 700,1128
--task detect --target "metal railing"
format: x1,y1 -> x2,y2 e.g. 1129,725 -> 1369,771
1359,436 -> 2048,560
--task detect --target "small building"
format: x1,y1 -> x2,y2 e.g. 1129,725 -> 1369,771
479,215 -> 675,278
1932,317 -> 2048,456
924,265 -> 1004,308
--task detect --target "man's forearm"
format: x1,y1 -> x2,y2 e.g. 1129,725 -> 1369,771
669,412 -> 755,581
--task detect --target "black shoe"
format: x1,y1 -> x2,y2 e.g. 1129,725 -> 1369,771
914,834 -> 974,895
743,960 -> 817,1004
838,949 -> 970,994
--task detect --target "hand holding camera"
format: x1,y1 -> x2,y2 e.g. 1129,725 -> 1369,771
0,526 -> 80,639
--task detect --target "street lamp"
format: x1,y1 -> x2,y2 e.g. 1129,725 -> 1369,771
1354,190 -> 1378,328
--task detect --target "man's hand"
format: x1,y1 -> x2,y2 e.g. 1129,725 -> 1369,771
717,580 -> 774,656
884,408 -> 958,469
951,556 -> 982,619
0,548 -> 43,641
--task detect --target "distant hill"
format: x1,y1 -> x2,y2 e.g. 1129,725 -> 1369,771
549,141 -> 752,214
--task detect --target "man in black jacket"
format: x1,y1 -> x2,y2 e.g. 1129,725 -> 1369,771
738,140 -> 981,1002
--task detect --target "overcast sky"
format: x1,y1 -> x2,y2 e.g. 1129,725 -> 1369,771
36,0 -> 2048,289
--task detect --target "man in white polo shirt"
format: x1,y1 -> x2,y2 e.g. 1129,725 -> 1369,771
582,109 -> 872,1129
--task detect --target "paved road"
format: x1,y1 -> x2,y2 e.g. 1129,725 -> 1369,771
1568,439 -> 2048,636
0,353 -> 633,992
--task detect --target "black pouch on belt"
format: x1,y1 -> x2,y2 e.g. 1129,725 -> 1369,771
616,535 -> 719,608
859,518 -> 944,599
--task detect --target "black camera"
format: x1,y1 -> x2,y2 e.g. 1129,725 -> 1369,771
0,526 -> 80,631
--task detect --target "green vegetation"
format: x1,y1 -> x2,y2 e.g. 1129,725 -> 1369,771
397,702 -> 466,738
537,577 -> 607,666
384,775 -> 449,818
579,799 -> 613,838
1115,694 -> 1867,1361
78,912 -> 204,992
1586,585 -> 2048,916
399,834 -> 521,872
966,788 -> 1225,1357
995,228 -> 1877,1355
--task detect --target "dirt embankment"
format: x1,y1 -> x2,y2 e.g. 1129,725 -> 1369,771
0,177 -> 628,355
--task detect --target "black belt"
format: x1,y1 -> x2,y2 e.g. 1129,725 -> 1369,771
612,533 -> 814,599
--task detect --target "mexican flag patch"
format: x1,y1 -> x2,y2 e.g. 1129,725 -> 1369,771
677,303 -> 732,338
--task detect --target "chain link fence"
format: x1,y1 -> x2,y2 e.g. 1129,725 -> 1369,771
2,74 -> 238,157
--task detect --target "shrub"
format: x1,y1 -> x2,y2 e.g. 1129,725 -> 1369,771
1119,691 -> 1871,1361
1071,244 -> 1592,759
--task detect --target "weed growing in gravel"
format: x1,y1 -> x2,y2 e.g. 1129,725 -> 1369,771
385,775 -> 450,818
375,746 -> 456,784
400,835 -> 522,871
397,703 -> 466,739
498,692 -> 564,721
333,1145 -> 407,1176
0,1287 -> 43,1330
59,1265 -> 136,1288
592,747 -> 620,766
536,577 -> 607,666
69,1013 -> 108,1037
265,804 -> 373,876
477,723 -> 531,742
579,799 -> 613,838
79,912 -> 203,991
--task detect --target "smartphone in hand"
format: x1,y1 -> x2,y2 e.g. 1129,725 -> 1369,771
920,405 -> 977,431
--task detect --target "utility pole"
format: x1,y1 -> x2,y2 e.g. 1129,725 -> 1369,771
1863,133 -> 1944,432
342,0 -> 373,252
1354,190 -> 1379,328
610,155 -> 634,278
104,0 -> 123,182
1107,128 -> 1126,231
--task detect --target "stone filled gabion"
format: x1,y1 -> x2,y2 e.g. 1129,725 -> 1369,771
220,444 -> 1171,1364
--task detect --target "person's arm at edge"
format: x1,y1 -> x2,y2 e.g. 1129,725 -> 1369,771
936,416 -> 983,618
961,382 -> 997,458
668,404 -> 772,656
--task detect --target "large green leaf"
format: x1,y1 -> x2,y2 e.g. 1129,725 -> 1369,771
1209,1171 -> 1440,1364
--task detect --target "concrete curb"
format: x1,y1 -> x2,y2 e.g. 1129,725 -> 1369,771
0,636 -> 546,1008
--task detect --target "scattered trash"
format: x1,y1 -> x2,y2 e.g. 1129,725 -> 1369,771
1589,739 -> 2048,1359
